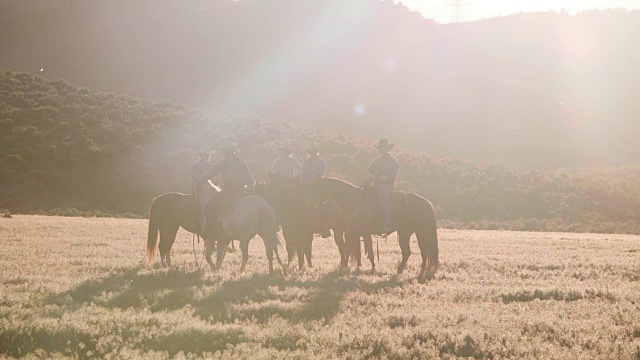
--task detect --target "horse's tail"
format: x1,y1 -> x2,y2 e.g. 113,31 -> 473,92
425,206 -> 439,272
414,195 -> 439,272
147,196 -> 161,263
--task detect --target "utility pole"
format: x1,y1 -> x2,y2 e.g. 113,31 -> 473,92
446,0 -> 470,23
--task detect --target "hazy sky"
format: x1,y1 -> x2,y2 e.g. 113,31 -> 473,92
398,0 -> 640,23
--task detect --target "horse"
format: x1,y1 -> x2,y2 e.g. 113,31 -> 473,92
256,174 -> 350,270
254,179 -> 311,269
146,184 -> 284,274
146,192 -> 200,267
308,177 -> 439,282
202,184 -> 285,274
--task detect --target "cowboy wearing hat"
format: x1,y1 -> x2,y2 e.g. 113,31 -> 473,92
200,142 -> 255,238
300,142 -> 327,186
270,141 -> 301,179
368,139 -> 399,234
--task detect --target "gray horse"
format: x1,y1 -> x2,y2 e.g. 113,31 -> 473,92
201,184 -> 285,274
147,183 -> 284,274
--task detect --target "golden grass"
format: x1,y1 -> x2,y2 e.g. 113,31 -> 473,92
1,215 -> 639,359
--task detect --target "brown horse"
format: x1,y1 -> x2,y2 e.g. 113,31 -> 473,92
254,179 -> 312,269
146,192 -> 199,267
258,174 -> 351,270
308,178 -> 439,282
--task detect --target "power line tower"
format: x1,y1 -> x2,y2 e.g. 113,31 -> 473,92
446,0 -> 470,23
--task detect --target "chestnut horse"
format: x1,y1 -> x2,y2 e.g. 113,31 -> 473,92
146,192 -> 199,267
308,178 -> 439,282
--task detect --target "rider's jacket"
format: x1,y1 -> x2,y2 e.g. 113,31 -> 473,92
270,156 -> 302,179
300,155 -> 327,184
368,153 -> 399,185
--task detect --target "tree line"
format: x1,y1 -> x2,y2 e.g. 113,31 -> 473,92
1,71 -> 639,233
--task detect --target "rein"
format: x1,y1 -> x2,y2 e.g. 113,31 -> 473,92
192,233 -> 205,270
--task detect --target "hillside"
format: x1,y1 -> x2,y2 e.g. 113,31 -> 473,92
1,1 -> 640,168
1,71 -> 639,233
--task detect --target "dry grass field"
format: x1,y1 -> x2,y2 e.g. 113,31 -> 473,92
1,215 -> 640,359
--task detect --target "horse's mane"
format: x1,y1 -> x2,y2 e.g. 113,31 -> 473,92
315,177 -> 361,201
321,177 -> 359,188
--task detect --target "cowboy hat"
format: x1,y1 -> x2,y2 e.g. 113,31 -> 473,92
374,139 -> 394,151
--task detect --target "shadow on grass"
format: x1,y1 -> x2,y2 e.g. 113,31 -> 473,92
45,267 -> 207,311
0,324 -> 96,358
194,270 -> 403,324
145,327 -> 247,357
0,311 -> 247,359
44,267 -> 404,324
500,288 -> 616,303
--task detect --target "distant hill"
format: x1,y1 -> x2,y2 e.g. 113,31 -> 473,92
1,71 -> 639,233
1,1 -> 640,168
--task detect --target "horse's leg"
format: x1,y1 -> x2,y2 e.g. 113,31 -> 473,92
158,226 -> 178,268
397,230 -> 411,275
204,236 -> 216,269
239,238 -> 250,273
363,234 -> 375,271
334,230 -> 348,268
297,245 -> 305,270
260,234 -> 276,275
355,235 -> 362,268
345,233 -> 360,268
259,231 -> 284,275
216,239 -> 228,270
282,227 -> 296,269
303,232 -> 313,268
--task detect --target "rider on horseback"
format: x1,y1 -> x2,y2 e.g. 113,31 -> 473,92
270,141 -> 301,179
368,139 -> 399,235
300,142 -> 327,187
200,142 -> 255,240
